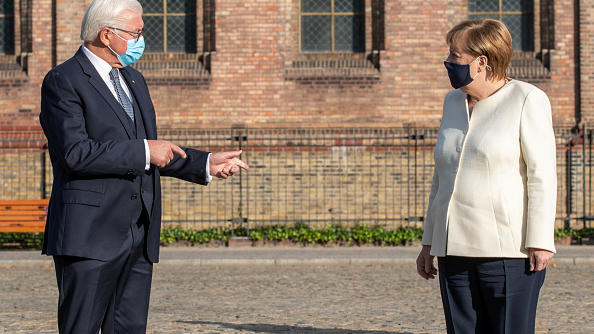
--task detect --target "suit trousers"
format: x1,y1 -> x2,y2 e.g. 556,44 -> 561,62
438,256 -> 545,334
53,210 -> 153,334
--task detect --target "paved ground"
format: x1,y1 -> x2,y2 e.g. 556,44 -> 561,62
0,246 -> 593,333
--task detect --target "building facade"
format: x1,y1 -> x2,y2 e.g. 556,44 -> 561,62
0,1 -> 592,230
0,0 -> 591,129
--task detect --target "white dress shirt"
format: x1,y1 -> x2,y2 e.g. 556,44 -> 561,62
81,45 -> 212,182
422,80 -> 557,258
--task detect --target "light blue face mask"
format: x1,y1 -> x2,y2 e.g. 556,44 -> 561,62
107,29 -> 145,67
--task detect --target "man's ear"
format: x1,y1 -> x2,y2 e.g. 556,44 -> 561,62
98,27 -> 111,47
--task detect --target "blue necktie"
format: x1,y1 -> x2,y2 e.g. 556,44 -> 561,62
109,68 -> 134,121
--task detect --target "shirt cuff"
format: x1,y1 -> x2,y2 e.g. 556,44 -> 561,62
205,153 -> 213,183
143,139 -> 150,170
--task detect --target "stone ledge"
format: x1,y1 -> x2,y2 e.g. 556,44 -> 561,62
0,54 -> 29,85
0,69 -> 28,86
143,76 -> 210,87
284,53 -> 381,85
509,51 -> 551,82
133,53 -> 211,86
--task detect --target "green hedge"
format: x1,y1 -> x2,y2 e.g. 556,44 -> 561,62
0,233 -> 44,249
160,224 -> 424,246
2,226 -> 594,249
554,227 -> 594,241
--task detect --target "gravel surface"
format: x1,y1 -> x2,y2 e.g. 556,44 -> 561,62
0,253 -> 592,333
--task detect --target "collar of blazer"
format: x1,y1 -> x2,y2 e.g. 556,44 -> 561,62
73,47 -> 156,140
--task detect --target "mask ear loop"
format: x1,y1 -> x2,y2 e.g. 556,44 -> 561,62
106,44 -> 121,58
471,56 -> 481,80
472,56 -> 489,80
105,29 -> 125,58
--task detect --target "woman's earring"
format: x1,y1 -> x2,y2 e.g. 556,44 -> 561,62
486,65 -> 492,71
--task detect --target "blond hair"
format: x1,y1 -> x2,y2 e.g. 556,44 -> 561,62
446,19 -> 513,81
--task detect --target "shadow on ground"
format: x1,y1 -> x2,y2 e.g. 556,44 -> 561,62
177,320 -> 415,334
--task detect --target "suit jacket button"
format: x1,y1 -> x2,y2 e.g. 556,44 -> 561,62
131,194 -> 138,200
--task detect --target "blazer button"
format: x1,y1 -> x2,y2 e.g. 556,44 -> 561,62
456,146 -> 462,152
131,194 -> 138,200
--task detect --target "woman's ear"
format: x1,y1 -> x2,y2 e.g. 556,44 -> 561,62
479,56 -> 493,75
478,55 -> 487,69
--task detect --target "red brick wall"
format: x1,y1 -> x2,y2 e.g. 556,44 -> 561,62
580,0 -> 594,126
150,0 -> 461,128
0,0 -> 52,128
546,0 -> 577,126
0,0 -> 587,129
55,0 -> 93,65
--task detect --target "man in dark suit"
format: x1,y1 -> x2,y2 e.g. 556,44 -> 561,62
39,1 -> 248,332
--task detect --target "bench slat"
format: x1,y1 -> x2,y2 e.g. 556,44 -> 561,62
0,222 -> 46,233
0,221 -> 46,226
0,200 -> 49,206
0,205 -> 48,210
0,200 -> 49,233
0,218 -> 45,223
0,210 -> 46,216
0,199 -> 49,204
0,226 -> 45,233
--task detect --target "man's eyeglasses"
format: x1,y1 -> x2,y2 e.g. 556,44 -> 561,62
108,27 -> 142,43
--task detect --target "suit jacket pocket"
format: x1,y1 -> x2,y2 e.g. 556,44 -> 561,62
63,179 -> 105,193
62,189 -> 104,207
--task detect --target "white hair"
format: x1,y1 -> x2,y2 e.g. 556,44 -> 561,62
80,0 -> 143,42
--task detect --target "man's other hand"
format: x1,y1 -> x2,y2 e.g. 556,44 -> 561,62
147,140 -> 187,168
210,150 -> 249,179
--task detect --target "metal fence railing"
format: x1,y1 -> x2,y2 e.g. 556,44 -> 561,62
0,126 -> 591,231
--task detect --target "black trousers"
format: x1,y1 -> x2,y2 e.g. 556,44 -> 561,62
438,256 -> 545,334
53,211 -> 153,334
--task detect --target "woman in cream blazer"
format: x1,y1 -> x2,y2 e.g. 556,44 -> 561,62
416,19 -> 556,334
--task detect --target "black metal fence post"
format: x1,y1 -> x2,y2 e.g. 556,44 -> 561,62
584,126 -> 594,228
583,124 -> 587,229
566,138 -> 574,230
230,126 -> 248,236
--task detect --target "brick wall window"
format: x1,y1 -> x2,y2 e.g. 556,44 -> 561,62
140,0 -> 197,53
133,0 -> 212,86
0,1 -> 14,54
285,0 -> 383,85
466,1 -> 554,81
540,0 -> 554,50
468,0 -> 534,51
300,0 -> 365,53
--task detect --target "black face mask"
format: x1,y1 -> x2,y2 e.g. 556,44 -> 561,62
443,57 -> 479,89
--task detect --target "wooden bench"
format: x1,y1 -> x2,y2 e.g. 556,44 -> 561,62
0,200 -> 49,233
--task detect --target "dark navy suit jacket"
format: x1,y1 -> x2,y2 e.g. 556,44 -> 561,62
39,47 -> 209,263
